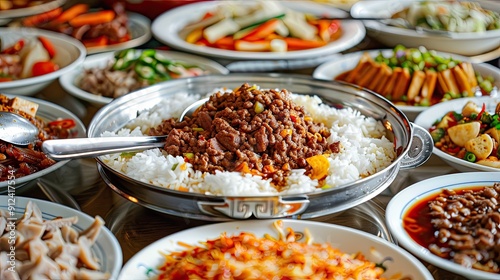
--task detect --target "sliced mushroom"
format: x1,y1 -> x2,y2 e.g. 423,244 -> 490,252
448,122 -> 481,147
465,134 -> 494,160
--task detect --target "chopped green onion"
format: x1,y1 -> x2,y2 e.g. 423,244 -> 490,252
464,151 -> 476,162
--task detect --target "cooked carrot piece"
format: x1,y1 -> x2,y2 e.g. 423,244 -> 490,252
53,3 -> 89,23
242,19 -> 280,41
69,10 -> 115,27
83,36 -> 108,48
37,36 -> 56,58
214,36 -> 235,50
283,37 -> 326,50
22,7 -> 62,26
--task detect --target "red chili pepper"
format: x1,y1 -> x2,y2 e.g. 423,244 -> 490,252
1,39 -> 25,55
447,146 -> 461,153
476,103 -> 486,120
47,118 -> 76,129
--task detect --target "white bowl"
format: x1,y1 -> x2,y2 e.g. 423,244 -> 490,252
0,95 -> 86,192
351,1 -> 500,56
0,27 -> 86,96
313,49 -> 500,121
119,219 -> 433,279
414,96 -> 500,172
386,172 -> 500,280
0,195 -> 122,279
60,50 -> 229,106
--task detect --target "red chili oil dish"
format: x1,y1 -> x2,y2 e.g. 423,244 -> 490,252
403,183 -> 500,273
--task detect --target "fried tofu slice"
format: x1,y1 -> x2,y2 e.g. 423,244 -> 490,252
420,69 -> 437,101
447,122 -> 481,147
407,70 -> 425,101
452,65 -> 472,96
10,97 -> 39,117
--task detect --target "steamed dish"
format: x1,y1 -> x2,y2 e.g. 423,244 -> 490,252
0,94 -> 76,181
429,100 -> 500,168
0,201 -> 109,279
102,83 -> 396,195
391,1 -> 500,32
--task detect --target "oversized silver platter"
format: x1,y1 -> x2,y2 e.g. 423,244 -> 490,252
89,74 -> 432,221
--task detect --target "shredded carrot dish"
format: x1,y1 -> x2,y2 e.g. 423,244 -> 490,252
157,220 -> 385,279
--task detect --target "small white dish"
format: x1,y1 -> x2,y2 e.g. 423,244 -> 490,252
86,12 -> 152,55
0,195 -> 122,279
386,172 -> 500,280
414,96 -> 500,172
0,94 -> 86,191
351,0 -> 500,56
60,50 -> 229,106
313,49 -> 500,121
119,219 -> 433,279
0,27 -> 86,96
151,1 -> 366,60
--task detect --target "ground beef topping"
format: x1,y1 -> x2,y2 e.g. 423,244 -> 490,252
427,183 -> 500,273
149,83 -> 337,186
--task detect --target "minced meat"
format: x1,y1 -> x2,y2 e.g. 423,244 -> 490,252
149,83 -> 338,186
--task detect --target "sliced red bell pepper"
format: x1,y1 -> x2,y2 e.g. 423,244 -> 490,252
38,36 -> 57,58
32,61 -> 59,77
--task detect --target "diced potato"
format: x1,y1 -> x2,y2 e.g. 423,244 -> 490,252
465,134 -> 494,160
447,122 -> 480,147
461,101 -> 481,118
486,127 -> 500,144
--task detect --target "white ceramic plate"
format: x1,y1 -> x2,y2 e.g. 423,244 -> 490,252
119,219 -> 433,279
0,95 -> 86,191
151,1 -> 366,60
351,0 -> 500,56
60,50 -> 229,106
0,27 -> 86,96
87,12 -> 152,55
414,96 -> 500,172
0,195 -> 122,279
313,49 -> 500,121
0,0 -> 66,21
386,172 -> 500,280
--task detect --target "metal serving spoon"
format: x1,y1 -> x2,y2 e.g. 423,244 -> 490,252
0,111 -> 39,146
0,98 -> 208,160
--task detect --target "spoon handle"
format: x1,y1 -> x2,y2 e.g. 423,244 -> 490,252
42,136 -> 166,160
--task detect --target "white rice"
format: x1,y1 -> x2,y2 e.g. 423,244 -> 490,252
100,89 -> 397,196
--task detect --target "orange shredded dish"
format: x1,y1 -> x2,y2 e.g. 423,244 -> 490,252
157,220 -> 385,279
